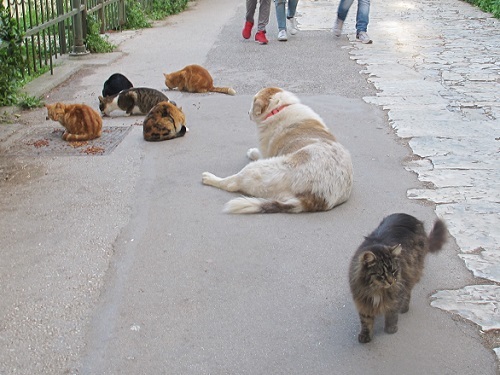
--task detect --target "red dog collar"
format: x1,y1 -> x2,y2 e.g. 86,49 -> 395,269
264,104 -> 289,120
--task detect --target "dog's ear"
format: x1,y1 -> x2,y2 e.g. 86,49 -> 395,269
252,98 -> 267,117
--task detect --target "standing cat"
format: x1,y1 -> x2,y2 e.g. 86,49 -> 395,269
349,213 -> 447,343
102,73 -> 133,97
98,87 -> 170,116
45,102 -> 102,141
143,101 -> 187,141
163,64 -> 236,95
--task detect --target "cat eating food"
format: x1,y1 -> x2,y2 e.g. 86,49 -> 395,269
45,102 -> 102,142
163,64 -> 236,95
98,87 -> 171,116
143,101 -> 187,142
348,213 -> 447,343
102,73 -> 133,97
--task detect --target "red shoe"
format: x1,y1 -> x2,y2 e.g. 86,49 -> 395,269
242,21 -> 253,39
255,30 -> 268,45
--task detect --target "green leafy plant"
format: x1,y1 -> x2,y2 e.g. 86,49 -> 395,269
124,1 -> 152,29
0,111 -> 17,124
17,93 -> 44,110
0,3 -> 25,106
464,0 -> 500,18
150,0 -> 189,20
86,15 -> 116,53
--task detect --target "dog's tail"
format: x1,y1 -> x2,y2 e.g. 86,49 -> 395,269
224,197 -> 304,214
209,86 -> 236,95
428,219 -> 447,253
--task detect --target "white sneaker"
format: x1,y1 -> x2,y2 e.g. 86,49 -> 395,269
278,30 -> 288,41
332,18 -> 343,37
287,17 -> 298,35
356,31 -> 373,44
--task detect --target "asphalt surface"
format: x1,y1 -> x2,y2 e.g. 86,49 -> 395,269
0,0 -> 496,374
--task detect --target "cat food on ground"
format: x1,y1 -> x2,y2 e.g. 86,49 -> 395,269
82,146 -> 105,155
28,139 -> 50,148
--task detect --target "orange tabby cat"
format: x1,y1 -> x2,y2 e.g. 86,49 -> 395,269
45,102 -> 102,141
163,64 -> 236,95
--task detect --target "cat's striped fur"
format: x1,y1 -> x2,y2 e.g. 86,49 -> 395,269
164,64 -> 236,95
45,102 -> 102,142
349,213 -> 447,343
98,87 -> 170,116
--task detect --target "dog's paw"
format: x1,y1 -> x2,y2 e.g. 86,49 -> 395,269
247,148 -> 261,161
202,172 -> 219,186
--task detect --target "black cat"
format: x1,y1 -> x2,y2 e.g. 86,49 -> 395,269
102,73 -> 133,97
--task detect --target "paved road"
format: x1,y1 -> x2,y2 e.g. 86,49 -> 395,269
0,0 -> 497,374
301,0 -> 500,363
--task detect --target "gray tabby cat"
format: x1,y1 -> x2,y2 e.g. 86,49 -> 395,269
349,213 -> 447,343
98,87 -> 171,116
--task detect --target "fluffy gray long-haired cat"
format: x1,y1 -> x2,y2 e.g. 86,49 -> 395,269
349,213 -> 447,343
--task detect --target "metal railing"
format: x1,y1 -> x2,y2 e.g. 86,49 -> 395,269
4,0 -> 126,76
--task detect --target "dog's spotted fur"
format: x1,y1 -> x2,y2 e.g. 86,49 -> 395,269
202,87 -> 353,214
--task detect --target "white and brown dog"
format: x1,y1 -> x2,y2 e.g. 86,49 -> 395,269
202,87 -> 353,214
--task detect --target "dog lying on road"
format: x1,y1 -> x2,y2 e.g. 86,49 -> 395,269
202,87 -> 353,214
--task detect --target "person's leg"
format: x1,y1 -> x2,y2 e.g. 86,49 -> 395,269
287,0 -> 298,18
355,0 -> 371,43
355,0 -> 370,32
243,0 -> 257,39
257,0 -> 271,31
274,0 -> 286,31
245,0 -> 257,23
337,0 -> 355,22
286,0 -> 299,35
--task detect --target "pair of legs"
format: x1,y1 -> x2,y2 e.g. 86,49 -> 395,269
245,0 -> 271,32
274,0 -> 299,31
357,310 -> 399,343
357,289 -> 412,343
337,0 -> 370,33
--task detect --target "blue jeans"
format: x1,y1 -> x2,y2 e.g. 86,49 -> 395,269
337,0 -> 370,33
274,0 -> 299,31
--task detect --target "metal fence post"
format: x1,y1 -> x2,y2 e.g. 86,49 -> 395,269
70,0 -> 88,55
99,0 -> 105,34
56,0 -> 67,54
119,0 -> 126,27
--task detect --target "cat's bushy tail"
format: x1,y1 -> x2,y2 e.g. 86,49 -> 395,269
428,219 -> 447,253
210,86 -> 236,95
63,131 -> 101,142
224,197 -> 303,214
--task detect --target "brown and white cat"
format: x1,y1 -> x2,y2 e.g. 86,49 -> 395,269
163,64 -> 236,95
349,213 -> 447,343
45,102 -> 102,142
98,87 -> 170,116
143,101 -> 187,142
